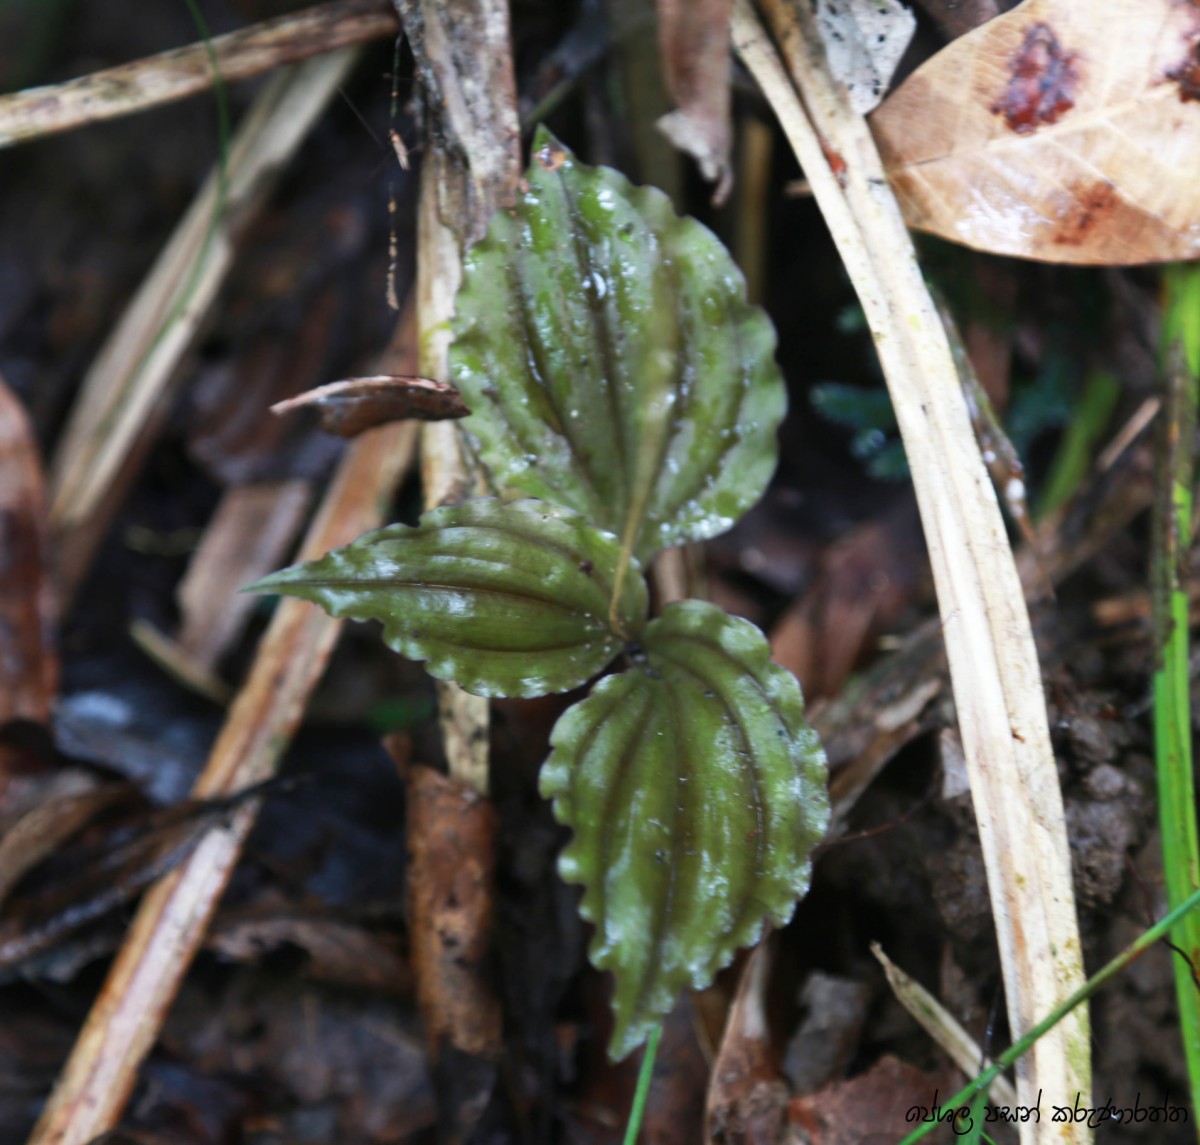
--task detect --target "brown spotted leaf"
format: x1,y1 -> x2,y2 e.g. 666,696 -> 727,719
869,0 -> 1200,264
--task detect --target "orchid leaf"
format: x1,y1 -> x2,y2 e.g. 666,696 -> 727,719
540,600 -> 829,1058
249,498 -> 647,699
450,127 -> 785,565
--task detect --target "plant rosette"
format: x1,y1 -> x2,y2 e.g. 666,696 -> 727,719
251,129 -> 830,1057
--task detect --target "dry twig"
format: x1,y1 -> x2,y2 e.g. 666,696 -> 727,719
396,0 -> 522,795
0,0 -> 397,149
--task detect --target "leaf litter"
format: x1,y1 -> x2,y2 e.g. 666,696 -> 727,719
0,0 -> 1194,1141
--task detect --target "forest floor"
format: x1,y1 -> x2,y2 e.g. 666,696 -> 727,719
0,1 -> 1192,1143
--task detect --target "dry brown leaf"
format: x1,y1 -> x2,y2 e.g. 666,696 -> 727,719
657,0 -> 734,204
0,782 -> 126,909
205,911 -> 412,995
870,0 -> 1200,264
0,378 -> 57,723
770,504 -> 923,701
271,375 -> 470,435
704,941 -> 789,1144
787,1055 -> 962,1145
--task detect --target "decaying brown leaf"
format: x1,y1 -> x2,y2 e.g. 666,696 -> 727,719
0,789 -> 255,974
705,941 -> 790,1144
0,378 -> 57,723
206,910 -> 412,995
787,1055 -> 961,1145
0,781 -> 128,909
656,0 -> 734,204
870,0 -> 1200,264
271,376 -> 470,436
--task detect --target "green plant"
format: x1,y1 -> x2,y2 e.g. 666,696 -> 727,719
251,128 -> 830,1057
1153,262 -> 1200,1123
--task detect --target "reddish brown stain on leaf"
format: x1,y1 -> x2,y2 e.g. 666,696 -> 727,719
1168,39 -> 1200,101
991,22 -> 1081,133
1051,179 -> 1120,245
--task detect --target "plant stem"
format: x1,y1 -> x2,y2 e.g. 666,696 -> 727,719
897,885 -> 1200,1145
1154,261 -> 1200,1132
622,1022 -> 661,1145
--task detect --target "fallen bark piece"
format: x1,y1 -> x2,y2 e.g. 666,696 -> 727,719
870,0 -> 1200,264
271,376 -> 471,436
403,759 -> 502,1145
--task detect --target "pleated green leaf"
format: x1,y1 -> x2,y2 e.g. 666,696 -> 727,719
540,600 -> 829,1058
249,498 -> 647,699
450,127 -> 785,564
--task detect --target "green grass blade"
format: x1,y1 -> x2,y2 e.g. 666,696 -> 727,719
622,1023 -> 661,1145
1154,262 -> 1200,1132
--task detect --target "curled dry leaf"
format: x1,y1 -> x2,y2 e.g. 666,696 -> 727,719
271,376 -> 470,436
656,0 -> 735,204
869,0 -> 1200,264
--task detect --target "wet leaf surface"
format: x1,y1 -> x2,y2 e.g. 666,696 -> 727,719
450,128 -> 785,564
250,498 -> 648,698
870,0 -> 1200,263
541,601 -> 828,1058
